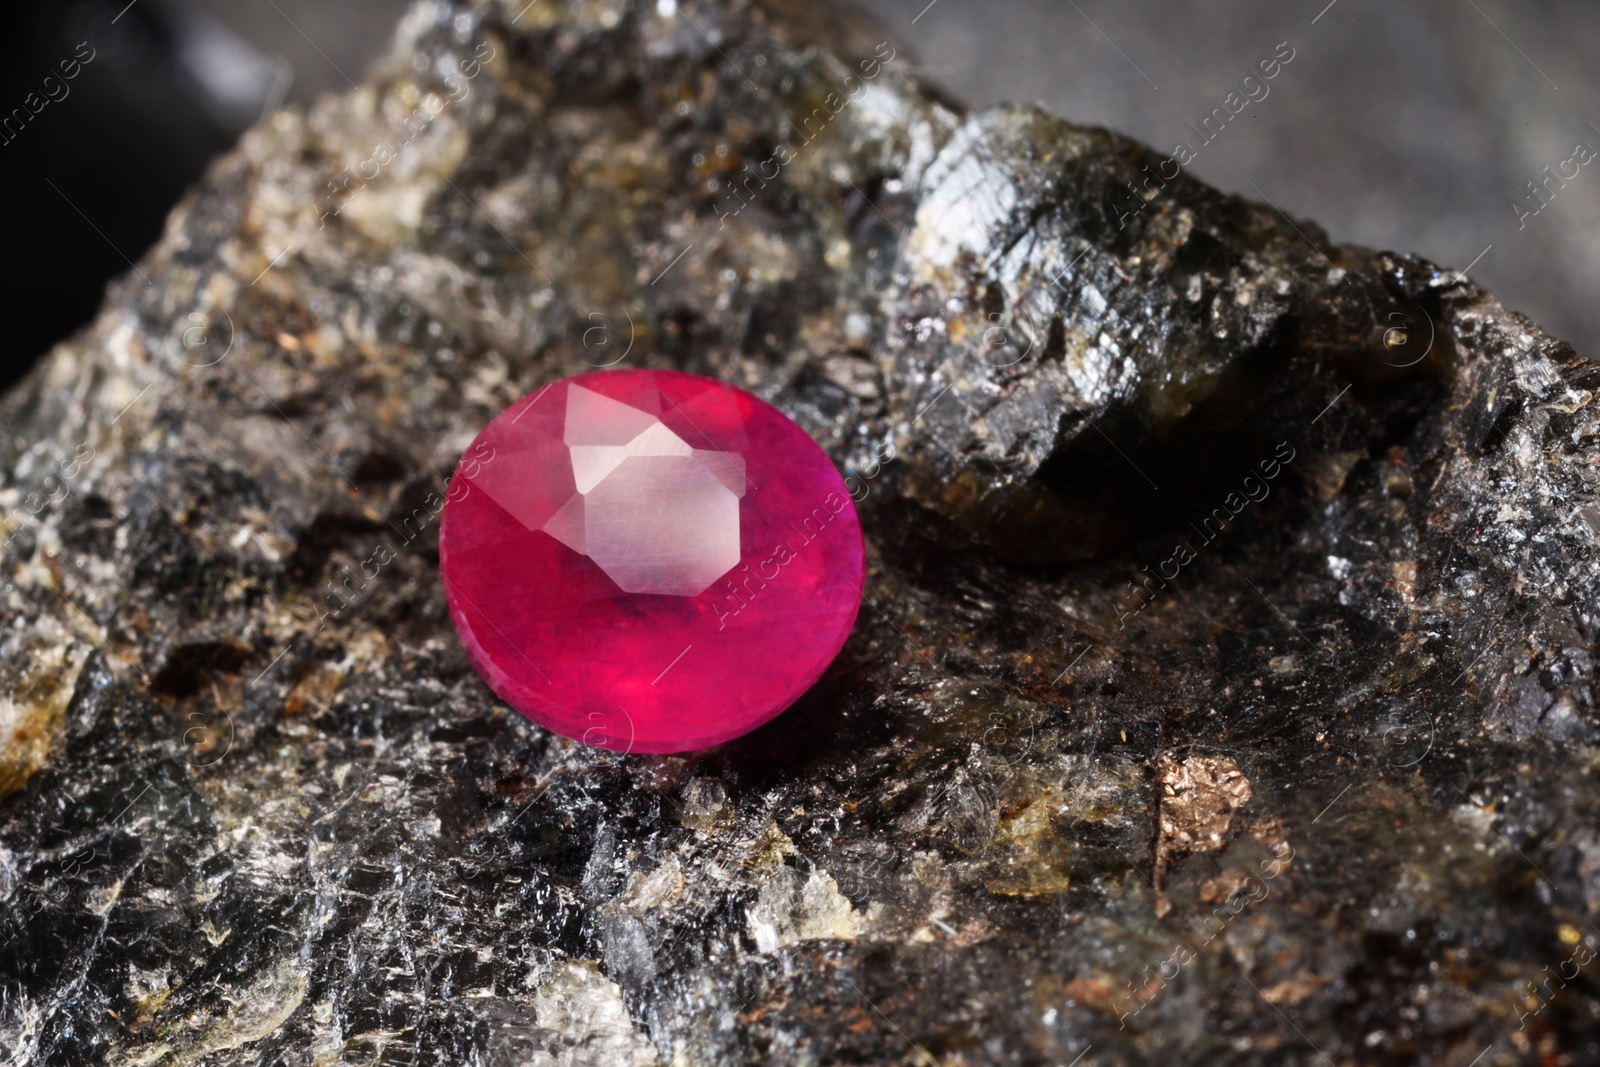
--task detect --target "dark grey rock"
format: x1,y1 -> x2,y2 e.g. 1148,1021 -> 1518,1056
0,1 -> 1596,1065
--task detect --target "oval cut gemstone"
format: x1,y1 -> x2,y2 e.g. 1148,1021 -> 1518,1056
439,370 -> 865,752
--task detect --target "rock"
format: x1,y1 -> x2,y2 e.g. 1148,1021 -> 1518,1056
0,0 -> 1596,1065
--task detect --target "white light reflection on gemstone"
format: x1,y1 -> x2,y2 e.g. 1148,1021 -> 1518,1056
541,384 -> 744,595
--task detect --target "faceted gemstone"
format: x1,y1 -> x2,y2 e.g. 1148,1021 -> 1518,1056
439,370 -> 865,753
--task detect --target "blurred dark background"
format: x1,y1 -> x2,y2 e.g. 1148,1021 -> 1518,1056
0,0 -> 402,391
2,0 -> 1594,392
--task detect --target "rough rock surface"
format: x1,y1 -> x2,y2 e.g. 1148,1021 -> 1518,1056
1,1 -> 1597,1065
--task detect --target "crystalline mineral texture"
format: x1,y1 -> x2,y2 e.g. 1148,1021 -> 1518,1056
0,0 -> 1596,1065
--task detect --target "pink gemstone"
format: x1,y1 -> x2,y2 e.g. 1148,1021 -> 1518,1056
439,370 -> 865,753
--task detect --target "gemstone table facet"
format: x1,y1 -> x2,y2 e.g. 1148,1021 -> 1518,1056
440,370 -> 865,753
